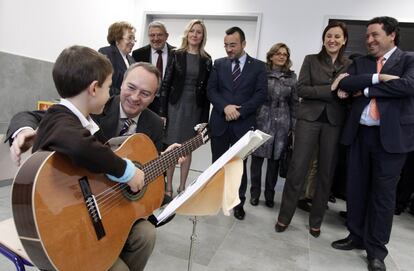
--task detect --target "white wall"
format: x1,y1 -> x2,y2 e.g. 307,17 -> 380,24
1,0 -> 414,70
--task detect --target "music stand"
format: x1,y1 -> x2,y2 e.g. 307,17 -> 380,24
156,130 -> 271,271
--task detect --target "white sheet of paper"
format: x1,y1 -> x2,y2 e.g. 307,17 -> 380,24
156,130 -> 271,223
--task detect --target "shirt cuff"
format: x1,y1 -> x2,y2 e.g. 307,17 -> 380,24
372,73 -> 379,84
364,87 -> 369,97
12,127 -> 35,139
106,158 -> 136,183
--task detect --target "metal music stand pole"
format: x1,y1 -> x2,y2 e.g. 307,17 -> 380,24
187,216 -> 198,271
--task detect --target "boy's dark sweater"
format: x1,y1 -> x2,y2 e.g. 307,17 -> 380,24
33,105 -> 126,178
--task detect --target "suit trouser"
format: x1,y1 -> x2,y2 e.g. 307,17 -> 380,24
396,151 -> 414,211
109,219 -> 156,271
211,129 -> 248,206
250,155 -> 279,201
346,125 -> 406,260
277,119 -> 341,228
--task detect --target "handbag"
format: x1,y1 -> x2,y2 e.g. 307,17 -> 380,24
279,131 -> 294,178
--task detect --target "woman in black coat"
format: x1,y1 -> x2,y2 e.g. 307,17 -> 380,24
160,19 -> 212,196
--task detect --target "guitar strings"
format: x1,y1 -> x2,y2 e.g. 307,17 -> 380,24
95,135 -> 202,201
97,137 -> 203,215
97,137 -> 201,213
94,135 -> 204,217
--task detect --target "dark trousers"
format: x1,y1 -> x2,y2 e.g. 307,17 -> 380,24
250,155 -> 279,201
396,151 -> 414,211
211,128 -> 247,206
346,125 -> 406,260
277,120 -> 341,228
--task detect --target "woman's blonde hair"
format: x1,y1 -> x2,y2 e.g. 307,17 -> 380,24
178,19 -> 209,58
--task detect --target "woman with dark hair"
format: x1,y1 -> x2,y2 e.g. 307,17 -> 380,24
250,43 -> 298,208
160,19 -> 212,197
99,21 -> 136,96
275,21 -> 351,237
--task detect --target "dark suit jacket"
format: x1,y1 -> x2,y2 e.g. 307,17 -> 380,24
297,54 -> 351,126
6,96 -> 164,152
98,45 -> 135,96
95,96 -> 164,151
159,50 -> 212,123
339,48 -> 414,153
32,105 -> 127,177
207,54 -> 267,137
132,43 -> 175,63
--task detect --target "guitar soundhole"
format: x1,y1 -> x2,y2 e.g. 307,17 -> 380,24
122,185 -> 147,201
123,160 -> 146,202
125,187 -> 141,195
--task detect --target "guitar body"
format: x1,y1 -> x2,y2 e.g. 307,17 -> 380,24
12,134 -> 164,271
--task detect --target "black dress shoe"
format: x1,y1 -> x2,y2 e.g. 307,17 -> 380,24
250,197 -> 259,206
265,200 -> 274,208
297,199 -> 311,212
394,207 -> 404,215
275,222 -> 288,232
233,206 -> 245,220
331,237 -> 364,250
368,258 -> 386,271
309,228 -> 321,238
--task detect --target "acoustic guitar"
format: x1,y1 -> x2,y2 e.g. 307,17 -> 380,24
11,124 -> 209,271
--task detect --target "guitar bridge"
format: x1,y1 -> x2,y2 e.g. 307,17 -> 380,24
79,177 -> 106,240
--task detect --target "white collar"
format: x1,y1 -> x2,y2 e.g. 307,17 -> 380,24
151,45 -> 167,55
59,99 -> 100,135
119,102 -> 141,123
238,53 -> 247,65
382,46 -> 397,61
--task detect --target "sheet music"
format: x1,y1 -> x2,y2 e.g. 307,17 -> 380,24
156,130 -> 271,223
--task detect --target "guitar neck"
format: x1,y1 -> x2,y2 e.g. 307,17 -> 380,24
142,134 -> 204,184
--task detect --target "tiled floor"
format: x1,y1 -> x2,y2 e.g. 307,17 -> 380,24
1,169 -> 414,270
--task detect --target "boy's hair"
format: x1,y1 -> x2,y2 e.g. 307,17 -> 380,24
52,45 -> 113,98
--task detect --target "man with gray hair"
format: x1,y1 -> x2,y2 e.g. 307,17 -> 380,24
132,21 -> 175,114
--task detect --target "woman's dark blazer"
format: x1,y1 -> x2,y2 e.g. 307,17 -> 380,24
159,50 -> 212,123
98,44 -> 135,96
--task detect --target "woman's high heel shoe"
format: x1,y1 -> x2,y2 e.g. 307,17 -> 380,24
165,190 -> 173,198
177,187 -> 185,194
275,222 -> 288,232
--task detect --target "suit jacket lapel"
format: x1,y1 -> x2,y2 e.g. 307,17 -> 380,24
112,46 -> 128,71
223,58 -> 233,90
127,55 -> 135,65
382,48 -> 402,74
136,109 -> 150,134
98,96 -> 121,138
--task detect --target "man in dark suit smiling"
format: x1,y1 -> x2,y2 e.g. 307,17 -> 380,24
207,26 -> 267,220
132,21 -> 175,114
331,16 -> 414,271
